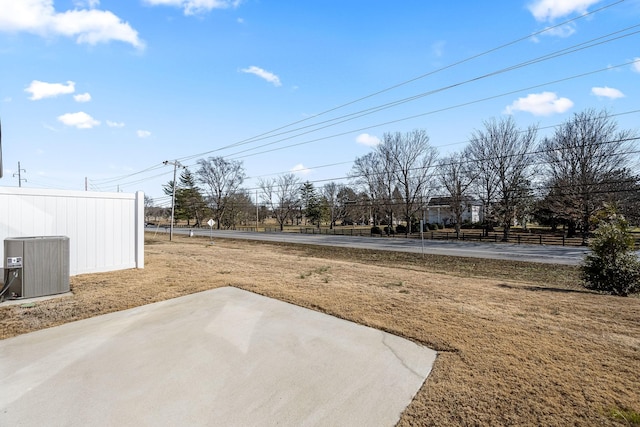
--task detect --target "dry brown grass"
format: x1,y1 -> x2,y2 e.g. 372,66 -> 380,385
1,233 -> 639,426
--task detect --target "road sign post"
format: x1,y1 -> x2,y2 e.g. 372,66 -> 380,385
420,220 -> 425,258
207,219 -> 215,243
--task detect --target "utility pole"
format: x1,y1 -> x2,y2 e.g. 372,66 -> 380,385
256,189 -> 259,231
13,161 -> 26,187
163,160 -> 184,241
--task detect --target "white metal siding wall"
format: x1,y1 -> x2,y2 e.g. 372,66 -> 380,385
0,187 -> 144,276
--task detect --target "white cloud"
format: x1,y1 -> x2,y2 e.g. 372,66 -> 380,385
431,40 -> 445,58
0,0 -> 144,49
291,163 -> 311,176
74,92 -> 91,102
632,58 -> 640,73
2,97 -> 11,103
240,66 -> 282,87
591,86 -> 624,99
25,80 -> 75,100
541,23 -> 576,37
528,0 -> 601,21
106,120 -> 125,128
356,133 -> 381,147
143,0 -> 242,16
504,92 -> 573,116
137,130 -> 152,138
57,112 -> 100,129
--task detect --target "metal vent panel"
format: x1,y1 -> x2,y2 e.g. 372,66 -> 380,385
4,236 -> 70,299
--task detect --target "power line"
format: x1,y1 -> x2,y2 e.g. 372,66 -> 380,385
13,162 -> 27,187
175,0 -> 627,163
213,24 -> 640,159
82,2 -> 634,192
227,61 -> 640,161
107,106 -> 640,194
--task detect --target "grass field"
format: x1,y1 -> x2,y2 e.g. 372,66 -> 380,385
1,234 -> 639,426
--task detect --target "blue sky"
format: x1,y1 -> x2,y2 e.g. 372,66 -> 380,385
1,0 -> 639,206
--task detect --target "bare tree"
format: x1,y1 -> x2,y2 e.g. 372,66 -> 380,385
468,117 -> 537,241
437,150 -> 476,235
196,156 -> 246,229
540,109 -> 636,243
337,186 -> 361,225
468,148 -> 498,236
379,129 -> 438,235
259,173 -> 301,231
220,190 -> 255,229
350,152 -> 386,226
144,195 -> 154,222
322,182 -> 341,229
600,169 -> 640,225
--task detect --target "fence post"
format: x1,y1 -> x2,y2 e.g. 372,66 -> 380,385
539,235 -> 542,245
562,235 -> 565,246
517,235 -> 521,244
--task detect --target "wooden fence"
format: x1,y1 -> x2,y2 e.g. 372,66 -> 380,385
267,227 -> 640,248
152,223 -> 640,248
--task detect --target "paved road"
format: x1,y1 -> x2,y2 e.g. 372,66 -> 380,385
154,227 -> 590,265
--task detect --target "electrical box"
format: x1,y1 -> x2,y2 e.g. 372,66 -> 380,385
4,236 -> 70,299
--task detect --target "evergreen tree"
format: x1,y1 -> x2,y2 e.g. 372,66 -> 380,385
300,181 -> 322,226
582,205 -> 640,296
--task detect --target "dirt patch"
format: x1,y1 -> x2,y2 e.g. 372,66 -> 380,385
1,234 -> 638,426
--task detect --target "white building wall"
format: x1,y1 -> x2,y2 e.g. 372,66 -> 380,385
0,187 -> 144,276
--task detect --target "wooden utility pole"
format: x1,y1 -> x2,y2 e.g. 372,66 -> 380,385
13,161 -> 26,187
163,160 -> 184,241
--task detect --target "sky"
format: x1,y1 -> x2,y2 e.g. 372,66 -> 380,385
1,0 -> 639,207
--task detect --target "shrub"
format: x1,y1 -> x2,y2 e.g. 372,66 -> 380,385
383,226 -> 395,235
581,206 -> 640,296
371,226 -> 382,235
396,224 -> 407,234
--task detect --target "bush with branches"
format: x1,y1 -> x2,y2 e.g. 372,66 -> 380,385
581,206 -> 640,296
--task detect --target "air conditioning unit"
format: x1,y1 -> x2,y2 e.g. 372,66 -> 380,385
3,236 -> 70,299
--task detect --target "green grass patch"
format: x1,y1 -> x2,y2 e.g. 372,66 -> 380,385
609,408 -> 640,425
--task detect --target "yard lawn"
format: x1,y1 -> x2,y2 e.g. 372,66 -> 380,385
1,234 -> 639,426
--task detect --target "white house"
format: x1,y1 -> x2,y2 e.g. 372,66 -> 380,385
426,197 -> 483,226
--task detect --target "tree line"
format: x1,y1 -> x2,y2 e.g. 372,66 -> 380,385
146,109 -> 639,243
